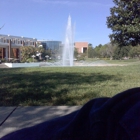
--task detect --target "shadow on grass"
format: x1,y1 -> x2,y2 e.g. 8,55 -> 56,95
0,68 -> 122,106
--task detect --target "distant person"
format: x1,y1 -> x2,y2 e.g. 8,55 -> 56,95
1,87 -> 140,140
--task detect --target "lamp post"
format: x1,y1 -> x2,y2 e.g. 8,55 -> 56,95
45,55 -> 49,62
32,55 -> 35,62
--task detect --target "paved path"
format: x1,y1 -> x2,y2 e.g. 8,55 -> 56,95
0,106 -> 81,138
0,63 -> 9,68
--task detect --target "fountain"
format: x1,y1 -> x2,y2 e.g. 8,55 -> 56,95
62,15 -> 74,66
37,16 -> 115,68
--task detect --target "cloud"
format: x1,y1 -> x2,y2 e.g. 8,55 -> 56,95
32,0 -> 113,7
32,0 -> 70,5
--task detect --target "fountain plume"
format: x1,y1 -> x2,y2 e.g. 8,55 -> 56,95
62,15 -> 74,66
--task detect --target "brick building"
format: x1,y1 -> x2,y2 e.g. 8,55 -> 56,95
74,42 -> 88,53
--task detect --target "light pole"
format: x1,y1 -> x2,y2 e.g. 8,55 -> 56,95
45,55 -> 49,62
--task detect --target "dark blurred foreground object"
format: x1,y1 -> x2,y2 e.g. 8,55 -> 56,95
2,88 -> 140,140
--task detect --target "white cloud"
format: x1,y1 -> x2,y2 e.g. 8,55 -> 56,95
32,0 -> 70,5
32,0 -> 113,7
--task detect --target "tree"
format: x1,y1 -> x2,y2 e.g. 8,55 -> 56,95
20,46 -> 37,62
74,48 -> 78,58
107,0 -> 140,46
129,45 -> 140,59
44,49 -> 52,58
105,43 -> 116,59
113,46 -> 131,59
36,46 -> 45,60
99,45 -> 108,58
93,44 -> 103,58
88,44 -> 94,58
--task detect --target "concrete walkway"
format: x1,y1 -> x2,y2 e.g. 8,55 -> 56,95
0,63 -> 9,68
0,106 -> 81,138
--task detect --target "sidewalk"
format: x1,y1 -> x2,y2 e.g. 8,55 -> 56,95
0,63 -> 9,68
0,106 -> 81,138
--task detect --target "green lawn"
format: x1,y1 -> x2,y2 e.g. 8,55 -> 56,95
105,59 -> 140,64
0,62 -> 140,106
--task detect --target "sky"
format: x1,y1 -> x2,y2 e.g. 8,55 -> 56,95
0,0 -> 115,47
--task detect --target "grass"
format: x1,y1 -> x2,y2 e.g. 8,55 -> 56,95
0,61 -> 140,106
104,59 -> 140,64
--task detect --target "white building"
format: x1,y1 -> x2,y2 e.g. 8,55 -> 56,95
0,34 -> 37,61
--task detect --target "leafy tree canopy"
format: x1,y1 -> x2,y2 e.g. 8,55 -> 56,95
107,0 -> 140,46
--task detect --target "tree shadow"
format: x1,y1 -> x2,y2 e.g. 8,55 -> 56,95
0,68 -> 122,106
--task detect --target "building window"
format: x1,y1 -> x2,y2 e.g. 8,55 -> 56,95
83,47 -> 87,53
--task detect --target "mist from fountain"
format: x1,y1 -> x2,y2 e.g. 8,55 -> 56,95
62,15 -> 74,66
